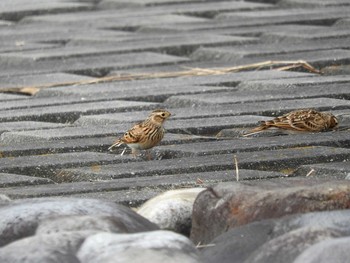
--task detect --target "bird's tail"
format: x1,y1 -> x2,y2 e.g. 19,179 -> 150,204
108,140 -> 123,151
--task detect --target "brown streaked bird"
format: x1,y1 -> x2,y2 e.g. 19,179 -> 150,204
243,109 -> 338,137
108,109 -> 171,156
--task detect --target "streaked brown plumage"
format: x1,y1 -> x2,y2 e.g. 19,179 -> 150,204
108,109 -> 171,156
244,109 -> 338,136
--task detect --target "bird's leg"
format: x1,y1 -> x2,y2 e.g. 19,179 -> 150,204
146,150 -> 153,161
131,148 -> 140,158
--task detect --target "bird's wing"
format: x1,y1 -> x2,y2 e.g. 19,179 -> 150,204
120,122 -> 145,144
108,122 -> 144,150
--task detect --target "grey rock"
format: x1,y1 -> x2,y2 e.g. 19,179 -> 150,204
138,188 -> 205,235
77,231 -> 200,263
0,231 -> 94,263
0,197 -> 158,246
201,209 -> 350,263
36,215 -> 132,234
293,237 -> 350,263
245,227 -> 342,263
0,172 -> 53,187
191,179 -> 350,244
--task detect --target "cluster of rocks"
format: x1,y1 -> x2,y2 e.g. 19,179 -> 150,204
1,177 -> 350,262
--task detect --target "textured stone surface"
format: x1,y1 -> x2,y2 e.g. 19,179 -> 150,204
294,237 -> 350,263
77,231 -> 200,263
200,209 -> 350,263
0,197 -> 158,246
191,179 -> 350,244
137,188 -> 205,235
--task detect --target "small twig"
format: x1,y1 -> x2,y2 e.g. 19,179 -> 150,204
306,168 -> 315,177
233,155 -> 239,182
196,242 -> 216,249
120,147 -> 127,156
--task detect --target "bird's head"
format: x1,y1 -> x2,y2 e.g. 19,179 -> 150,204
150,109 -> 171,124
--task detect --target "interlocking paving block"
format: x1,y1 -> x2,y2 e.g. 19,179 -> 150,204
0,42 -> 59,53
158,131 -> 350,158
99,1 -> 274,18
0,20 -> 12,26
67,33 -> 257,56
0,173 -> 53,187
215,7 -> 350,27
279,0 -> 350,7
335,18 -> 350,28
164,88 -> 350,106
237,75 -> 350,91
0,169 -> 284,200
190,37 -> 350,60
99,0 -> 208,7
165,115 -> 266,135
0,100 -> 158,123
195,49 -> 350,68
0,124 -> 130,143
23,13 -> 208,27
0,24 -> 132,44
0,93 -> 28,102
0,52 -> 189,77
35,70 -> 313,97
70,188 -> 166,207
261,28 -> 350,42
0,95 -> 94,111
32,85 -> 231,104
0,115 -> 265,143
0,0 -> 92,21
192,24 -> 331,38
292,161 -> 350,179
0,152 -> 134,178
98,0 -> 273,9
77,98 -> 350,127
0,133 -> 213,158
322,65 -> 350,76
0,121 -> 66,134
0,73 -> 95,89
0,92 -> 162,111
60,146 -> 350,181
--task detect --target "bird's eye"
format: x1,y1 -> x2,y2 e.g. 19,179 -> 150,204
161,113 -> 165,117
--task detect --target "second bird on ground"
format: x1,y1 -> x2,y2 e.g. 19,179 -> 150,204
244,109 -> 338,136
108,109 -> 171,156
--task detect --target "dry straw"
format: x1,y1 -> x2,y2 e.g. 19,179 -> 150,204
0,60 -> 320,96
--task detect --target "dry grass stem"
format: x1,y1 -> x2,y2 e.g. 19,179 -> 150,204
196,242 -> 216,248
0,60 -> 321,95
234,155 -> 239,182
306,168 -> 315,177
